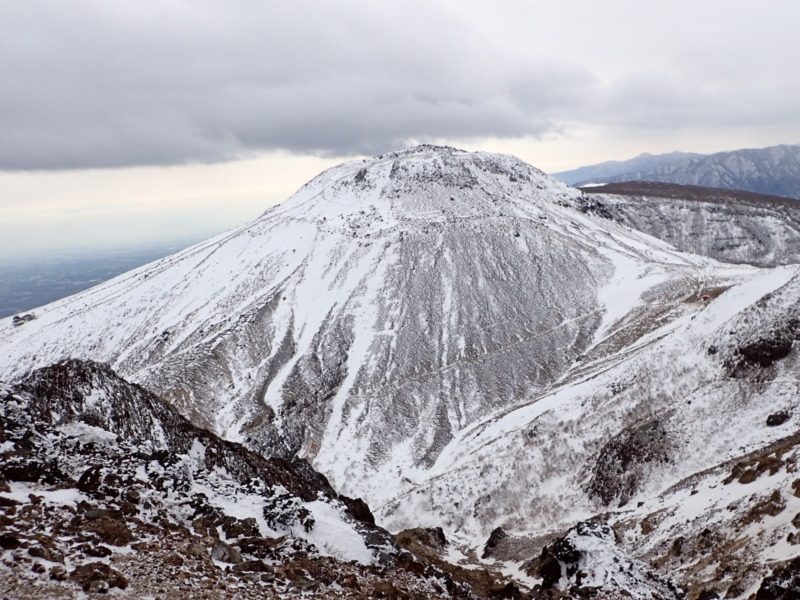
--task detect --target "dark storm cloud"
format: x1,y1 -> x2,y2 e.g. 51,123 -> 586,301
3,1 -> 800,171
0,1 -> 596,170
594,71 -> 800,134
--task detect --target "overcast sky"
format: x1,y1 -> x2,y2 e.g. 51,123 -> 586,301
3,0 -> 800,260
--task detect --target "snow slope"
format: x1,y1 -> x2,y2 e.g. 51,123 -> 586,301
0,146 -> 737,478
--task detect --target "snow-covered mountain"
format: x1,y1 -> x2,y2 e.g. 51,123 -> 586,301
0,146 -> 739,487
552,150 -> 704,186
0,155 -> 674,427
565,144 -> 800,199
3,145 -> 800,597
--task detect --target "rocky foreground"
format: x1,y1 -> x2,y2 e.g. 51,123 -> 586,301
0,360 -> 491,599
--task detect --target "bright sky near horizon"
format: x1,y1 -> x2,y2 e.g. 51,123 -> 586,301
3,0 -> 800,260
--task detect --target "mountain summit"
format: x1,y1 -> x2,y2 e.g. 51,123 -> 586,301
0,145 -> 724,482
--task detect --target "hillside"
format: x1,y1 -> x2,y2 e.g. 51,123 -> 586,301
578,182 -> 800,267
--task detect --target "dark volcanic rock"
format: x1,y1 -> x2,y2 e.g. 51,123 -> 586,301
755,556 -> 800,599
587,418 -> 671,506
236,536 -> 285,559
220,515 -> 260,539
70,561 -> 128,591
28,544 -> 65,563
82,515 -> 134,546
725,321 -> 800,378
77,466 -> 104,494
739,338 -> 794,368
340,495 -> 376,525
482,527 -> 507,559
0,532 -> 21,549
768,412 -> 791,427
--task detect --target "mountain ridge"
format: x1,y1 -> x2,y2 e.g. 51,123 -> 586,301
552,150 -> 704,185
554,143 -> 800,200
577,182 -> 800,267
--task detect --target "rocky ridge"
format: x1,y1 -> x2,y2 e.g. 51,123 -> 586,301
0,359 -> 486,599
578,182 -> 800,267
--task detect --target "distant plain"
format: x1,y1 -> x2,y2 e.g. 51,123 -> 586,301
0,243 -> 193,318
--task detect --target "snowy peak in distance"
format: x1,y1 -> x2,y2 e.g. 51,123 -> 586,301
552,149 -> 705,185
559,143 -> 800,199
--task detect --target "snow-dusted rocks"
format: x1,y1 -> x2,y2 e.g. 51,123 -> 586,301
0,360 -> 477,598
533,521 -> 682,599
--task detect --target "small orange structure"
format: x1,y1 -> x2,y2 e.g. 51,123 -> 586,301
701,294 -> 711,303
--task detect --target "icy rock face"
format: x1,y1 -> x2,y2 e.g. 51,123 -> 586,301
579,185 -> 800,267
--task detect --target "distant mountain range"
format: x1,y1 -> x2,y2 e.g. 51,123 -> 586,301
552,150 -> 704,185
553,143 -> 800,199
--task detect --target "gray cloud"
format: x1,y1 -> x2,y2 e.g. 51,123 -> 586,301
2,0 -> 800,170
